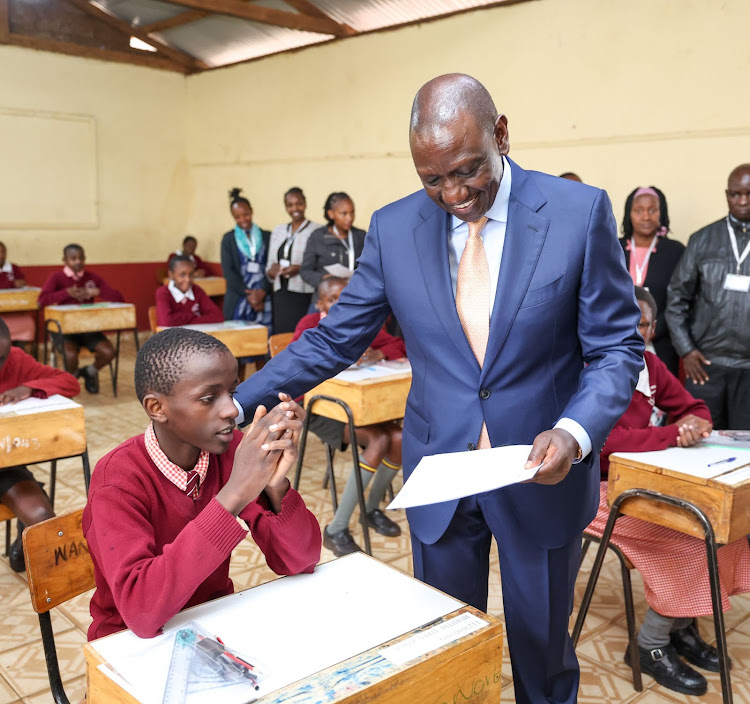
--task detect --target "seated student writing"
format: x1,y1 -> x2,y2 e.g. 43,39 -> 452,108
156,255 -> 224,327
166,236 -> 207,279
38,244 -> 124,394
586,287 -> 750,696
0,319 -> 80,572
293,277 -> 406,557
83,328 -> 321,639
0,241 -> 35,346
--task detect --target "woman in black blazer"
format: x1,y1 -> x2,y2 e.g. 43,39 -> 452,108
620,186 -> 685,376
300,192 -> 366,305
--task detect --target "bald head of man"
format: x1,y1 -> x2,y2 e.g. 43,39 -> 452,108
409,74 -> 509,223
727,164 -> 750,222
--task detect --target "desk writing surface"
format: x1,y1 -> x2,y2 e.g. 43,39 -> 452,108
609,448 -> 750,543
0,286 -> 40,312
194,276 -> 226,297
44,303 -> 136,334
89,554 -> 466,704
156,321 -> 268,358
0,395 -> 85,467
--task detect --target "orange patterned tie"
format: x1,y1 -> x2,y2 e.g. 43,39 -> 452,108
456,216 -> 492,449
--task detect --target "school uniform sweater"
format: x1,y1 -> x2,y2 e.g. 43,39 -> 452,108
0,263 -> 24,288
0,346 -> 80,397
155,284 -> 224,327
599,351 -> 711,477
38,270 -> 124,307
293,312 -> 406,360
82,431 -> 321,640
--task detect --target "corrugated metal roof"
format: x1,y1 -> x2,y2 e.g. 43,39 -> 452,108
90,0 -> 517,70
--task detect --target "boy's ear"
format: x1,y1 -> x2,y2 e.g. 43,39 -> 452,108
143,393 -> 168,424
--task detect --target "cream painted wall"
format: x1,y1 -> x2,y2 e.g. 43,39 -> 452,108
0,45 -> 187,265
186,0 -> 750,257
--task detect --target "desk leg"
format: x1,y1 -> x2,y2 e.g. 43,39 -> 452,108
49,461 -> 57,509
82,448 -> 91,495
109,331 -> 121,397
346,409 -> 372,556
326,444 -> 339,513
133,328 -> 140,351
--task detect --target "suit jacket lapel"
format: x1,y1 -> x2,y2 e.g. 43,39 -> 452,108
415,200 -> 480,368
482,162 -> 549,379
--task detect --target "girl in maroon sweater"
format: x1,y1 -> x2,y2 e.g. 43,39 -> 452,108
155,255 -> 223,327
0,242 -> 35,345
0,318 -> 80,571
586,287 -> 750,695
83,328 -> 321,640
293,277 -> 406,557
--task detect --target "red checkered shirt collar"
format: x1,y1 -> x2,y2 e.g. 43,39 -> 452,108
144,422 -> 209,496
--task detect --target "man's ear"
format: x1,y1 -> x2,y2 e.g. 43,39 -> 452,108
143,393 -> 168,424
494,114 -> 510,156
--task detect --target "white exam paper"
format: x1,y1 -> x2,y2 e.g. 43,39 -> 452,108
324,263 -> 353,278
387,445 -> 540,510
612,446 -> 750,479
0,394 -> 80,417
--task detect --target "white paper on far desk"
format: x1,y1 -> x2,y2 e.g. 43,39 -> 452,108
387,445 -> 540,510
324,263 -> 353,278
0,394 -> 79,417
612,446 -> 750,479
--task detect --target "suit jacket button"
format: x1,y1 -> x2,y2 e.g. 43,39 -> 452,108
479,389 -> 491,400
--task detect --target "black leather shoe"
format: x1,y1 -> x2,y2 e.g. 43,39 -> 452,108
671,622 -> 730,673
634,644 -> 707,695
323,526 -> 362,557
366,509 -> 401,537
8,520 -> 25,573
79,365 -> 100,394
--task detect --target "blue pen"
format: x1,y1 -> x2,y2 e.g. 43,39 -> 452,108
707,457 -> 736,467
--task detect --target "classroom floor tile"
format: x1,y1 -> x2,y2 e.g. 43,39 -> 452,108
2,341 -> 750,703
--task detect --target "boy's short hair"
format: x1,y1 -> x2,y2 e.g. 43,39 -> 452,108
183,236 -> 197,245
169,254 -> 195,272
134,328 -> 230,402
634,286 -> 658,319
63,243 -> 84,258
318,276 -> 348,294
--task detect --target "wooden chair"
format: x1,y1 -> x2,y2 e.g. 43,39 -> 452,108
23,509 -> 95,704
147,305 -> 158,333
0,503 -> 15,559
269,332 -> 294,358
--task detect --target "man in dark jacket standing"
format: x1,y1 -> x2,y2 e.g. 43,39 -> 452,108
666,164 -> 750,429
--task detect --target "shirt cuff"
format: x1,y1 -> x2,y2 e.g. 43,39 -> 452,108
554,418 -> 592,463
233,398 -> 246,426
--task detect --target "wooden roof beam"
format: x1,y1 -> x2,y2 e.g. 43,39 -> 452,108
282,0 -> 356,35
165,0 -> 356,37
139,10 -> 208,35
62,0 -> 206,70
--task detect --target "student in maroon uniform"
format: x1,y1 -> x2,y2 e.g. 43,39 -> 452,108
166,236 -> 207,279
0,318 -> 80,571
586,287 -> 750,696
0,242 -> 35,345
38,244 -> 124,394
293,277 -> 406,556
155,255 -> 223,327
83,328 -> 321,640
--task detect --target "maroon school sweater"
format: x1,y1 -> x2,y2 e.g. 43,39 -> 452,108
82,431 -> 321,640
38,270 -> 124,307
155,284 -> 224,327
599,351 -> 711,477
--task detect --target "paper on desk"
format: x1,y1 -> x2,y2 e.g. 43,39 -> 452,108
336,361 -> 411,382
324,263 -> 353,278
0,394 -> 79,417
387,445 -> 540,510
612,446 -> 750,479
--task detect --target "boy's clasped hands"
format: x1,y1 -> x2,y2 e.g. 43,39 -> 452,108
217,392 -> 306,516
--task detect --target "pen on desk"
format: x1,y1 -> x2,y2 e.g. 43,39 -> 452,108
707,457 -> 736,467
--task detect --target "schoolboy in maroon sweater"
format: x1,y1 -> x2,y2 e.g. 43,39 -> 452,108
38,244 -> 124,394
83,328 -> 321,640
155,255 -> 223,327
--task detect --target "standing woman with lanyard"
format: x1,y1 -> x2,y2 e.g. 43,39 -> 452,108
267,188 -> 322,334
220,188 -> 272,332
620,186 -> 685,376
300,192 -> 366,306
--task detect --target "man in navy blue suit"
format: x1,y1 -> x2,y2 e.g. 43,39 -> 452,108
234,74 -> 643,703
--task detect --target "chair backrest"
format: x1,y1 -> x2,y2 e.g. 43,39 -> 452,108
148,305 -> 158,334
269,332 -> 294,358
0,504 -> 14,522
24,509 -> 95,613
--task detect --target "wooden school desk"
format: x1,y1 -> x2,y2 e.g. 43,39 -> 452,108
0,286 -> 41,354
574,446 -> 750,704
161,276 -> 227,297
43,303 -> 139,397
156,321 -> 268,359
0,395 -> 91,496
84,553 -> 504,704
297,362 -> 412,555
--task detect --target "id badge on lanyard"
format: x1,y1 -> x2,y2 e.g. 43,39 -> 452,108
724,218 -> 750,292
333,226 -> 355,270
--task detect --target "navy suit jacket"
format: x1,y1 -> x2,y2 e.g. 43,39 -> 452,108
235,159 -> 644,549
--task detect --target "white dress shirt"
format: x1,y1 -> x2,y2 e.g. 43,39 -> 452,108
448,158 -> 591,461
